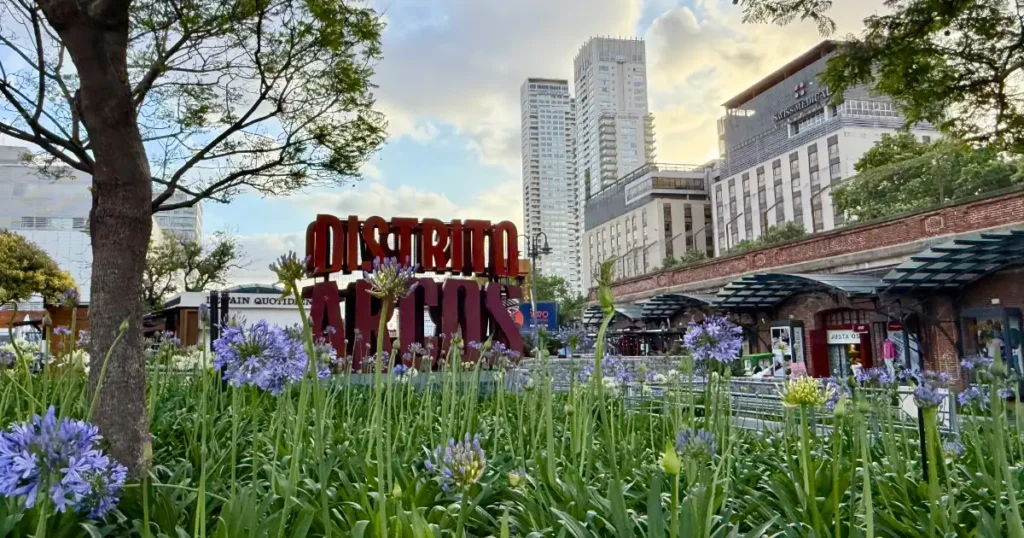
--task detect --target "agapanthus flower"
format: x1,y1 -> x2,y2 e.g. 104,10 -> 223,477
961,356 -> 994,373
907,370 -> 948,409
675,428 -> 718,459
0,407 -> 127,518
958,385 -> 989,409
942,438 -> 967,459
824,377 -> 850,412
855,367 -> 894,387
60,289 -> 80,308
0,349 -> 14,368
999,387 -> 1015,399
198,303 -> 211,326
363,257 -> 418,300
52,326 -> 71,337
425,433 -> 487,492
683,316 -> 743,364
159,331 -> 181,347
269,251 -> 311,297
781,375 -> 831,408
76,331 -> 90,348
213,320 -> 327,395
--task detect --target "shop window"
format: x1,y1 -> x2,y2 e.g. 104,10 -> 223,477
961,307 -> 1023,373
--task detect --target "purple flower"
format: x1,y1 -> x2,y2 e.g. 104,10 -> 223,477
824,377 -> 850,411
0,349 -> 14,368
160,331 -> 181,347
943,438 -> 966,458
675,428 -> 717,459
363,256 -> 418,300
76,331 -> 90,347
999,387 -> 1015,399
393,364 -> 410,376
213,320 -> 328,395
0,407 -> 127,519
958,385 -> 989,409
961,356 -> 994,373
53,326 -> 71,336
908,370 -> 948,409
856,367 -> 895,387
425,433 -> 487,492
60,289 -> 79,308
683,316 -> 743,364
198,303 -> 211,326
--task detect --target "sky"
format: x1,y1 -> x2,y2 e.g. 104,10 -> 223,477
2,0 -> 887,285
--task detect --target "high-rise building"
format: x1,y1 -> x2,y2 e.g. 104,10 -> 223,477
713,41 -> 938,255
520,78 -> 582,293
573,37 -> 656,200
153,190 -> 203,242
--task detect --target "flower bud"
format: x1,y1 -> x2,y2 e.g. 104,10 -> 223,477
856,399 -> 871,415
508,470 -> 524,488
119,318 -> 129,333
661,441 -> 681,475
392,482 -> 402,499
563,403 -> 574,415
833,396 -> 848,419
42,311 -> 52,328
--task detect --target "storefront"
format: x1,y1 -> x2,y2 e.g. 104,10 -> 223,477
879,228 -> 1024,379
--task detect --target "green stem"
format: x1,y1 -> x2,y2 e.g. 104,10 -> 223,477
922,407 -> 942,535
799,405 -> 823,534
857,409 -> 874,538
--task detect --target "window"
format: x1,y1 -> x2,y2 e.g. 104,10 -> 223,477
808,144 -> 823,232
756,167 -> 767,231
827,135 -> 844,225
663,203 -> 674,257
772,160 -> 785,224
790,152 -> 804,223
704,206 -> 714,257
684,204 -> 693,251
742,173 -> 753,238
790,108 -> 826,136
922,135 -> 932,143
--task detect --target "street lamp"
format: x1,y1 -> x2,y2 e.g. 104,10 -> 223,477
518,231 -> 552,326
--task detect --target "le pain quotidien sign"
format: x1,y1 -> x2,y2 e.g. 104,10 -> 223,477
302,215 -> 525,369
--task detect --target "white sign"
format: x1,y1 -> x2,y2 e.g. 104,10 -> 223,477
827,330 -> 861,345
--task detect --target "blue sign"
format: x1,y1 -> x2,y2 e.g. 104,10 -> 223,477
519,302 -> 558,332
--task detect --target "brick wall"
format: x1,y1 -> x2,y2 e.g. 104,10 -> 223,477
604,187 -> 1024,301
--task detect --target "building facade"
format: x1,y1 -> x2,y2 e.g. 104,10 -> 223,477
713,41 -> 938,255
520,78 -> 582,292
573,37 -> 656,200
582,163 -> 716,290
0,145 -> 170,304
0,146 -> 94,300
153,190 -> 203,242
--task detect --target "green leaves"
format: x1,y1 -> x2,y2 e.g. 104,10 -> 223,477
0,231 -> 77,304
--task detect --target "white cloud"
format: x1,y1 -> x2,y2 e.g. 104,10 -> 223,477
230,180 -> 523,284
644,0 -> 887,163
371,0 -> 643,171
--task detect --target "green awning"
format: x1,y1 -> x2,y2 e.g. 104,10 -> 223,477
882,229 -> 1024,293
641,293 -> 718,319
716,273 -> 882,309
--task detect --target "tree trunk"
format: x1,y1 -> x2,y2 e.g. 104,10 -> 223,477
38,0 -> 151,473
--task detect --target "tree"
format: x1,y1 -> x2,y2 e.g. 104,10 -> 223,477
142,233 -> 245,311
738,0 -> 1024,154
0,231 -> 77,303
532,274 -> 586,326
677,249 -> 708,267
833,139 -> 1024,221
757,220 -> 807,245
0,0 -> 386,470
727,221 -> 807,254
853,132 -> 932,173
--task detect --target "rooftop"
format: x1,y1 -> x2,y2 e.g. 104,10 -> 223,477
722,40 -> 838,109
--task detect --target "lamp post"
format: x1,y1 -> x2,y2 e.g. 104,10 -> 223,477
518,231 -> 552,330
723,211 -> 744,251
